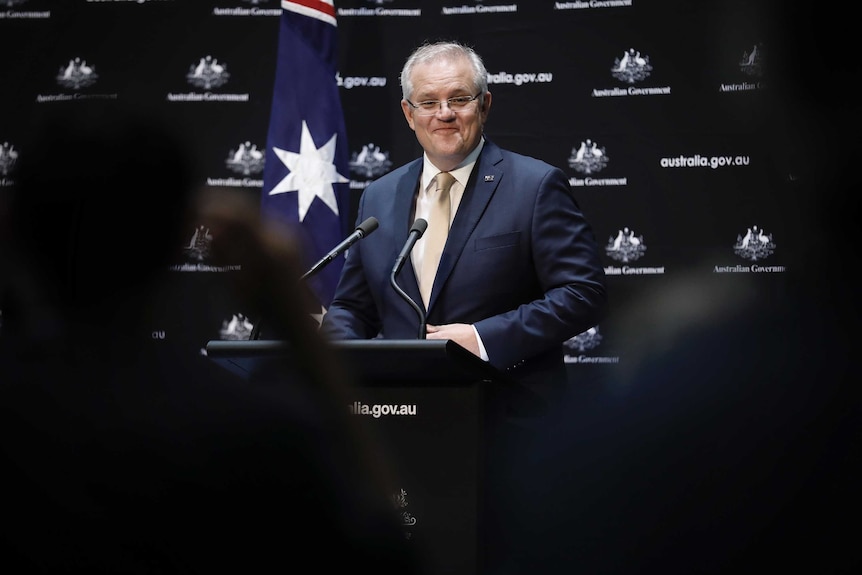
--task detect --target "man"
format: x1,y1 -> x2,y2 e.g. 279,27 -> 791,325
321,41 -> 607,405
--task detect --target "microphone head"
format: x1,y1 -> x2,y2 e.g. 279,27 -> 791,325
411,218 -> 428,237
357,216 -> 379,237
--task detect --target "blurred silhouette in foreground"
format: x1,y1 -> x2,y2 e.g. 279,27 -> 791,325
497,270 -> 858,573
0,104 -> 419,574
491,9 -> 861,574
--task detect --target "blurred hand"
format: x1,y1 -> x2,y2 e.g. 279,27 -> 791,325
193,187 -> 317,331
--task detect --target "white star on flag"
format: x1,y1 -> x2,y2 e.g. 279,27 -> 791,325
267,120 -> 349,221
310,304 -> 326,327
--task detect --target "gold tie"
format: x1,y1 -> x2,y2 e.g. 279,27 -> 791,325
419,171 -> 455,307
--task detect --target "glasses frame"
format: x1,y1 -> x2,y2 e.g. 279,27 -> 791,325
405,92 -> 483,116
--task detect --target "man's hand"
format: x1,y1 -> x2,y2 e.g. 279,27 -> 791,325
425,323 -> 480,357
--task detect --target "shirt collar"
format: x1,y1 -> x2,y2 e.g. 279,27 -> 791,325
421,136 -> 485,192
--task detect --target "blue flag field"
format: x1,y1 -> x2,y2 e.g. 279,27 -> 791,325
261,0 -> 351,313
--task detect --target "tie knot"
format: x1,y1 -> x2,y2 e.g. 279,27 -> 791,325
435,171 -> 456,194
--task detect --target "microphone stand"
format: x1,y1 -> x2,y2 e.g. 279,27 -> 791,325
390,218 -> 428,340
390,272 -> 426,340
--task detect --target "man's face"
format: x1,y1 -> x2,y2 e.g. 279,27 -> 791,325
400,56 -> 491,171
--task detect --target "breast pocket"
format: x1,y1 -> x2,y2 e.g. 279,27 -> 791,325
466,231 -> 525,295
475,231 -> 520,252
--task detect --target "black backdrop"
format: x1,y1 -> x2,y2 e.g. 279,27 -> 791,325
0,0 -> 842,382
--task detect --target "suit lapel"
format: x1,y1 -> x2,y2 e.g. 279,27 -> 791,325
428,141 -> 504,311
394,159 -> 423,300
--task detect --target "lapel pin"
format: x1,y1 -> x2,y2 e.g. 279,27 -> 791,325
484,175 -> 494,182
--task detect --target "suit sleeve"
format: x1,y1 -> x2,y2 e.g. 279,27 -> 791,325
474,165 -> 608,371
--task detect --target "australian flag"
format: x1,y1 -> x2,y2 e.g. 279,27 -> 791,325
261,0 -> 350,312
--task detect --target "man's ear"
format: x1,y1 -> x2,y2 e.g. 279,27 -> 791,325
401,99 -> 416,130
479,91 -> 492,119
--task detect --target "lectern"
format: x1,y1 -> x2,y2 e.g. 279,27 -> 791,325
206,338 -> 517,575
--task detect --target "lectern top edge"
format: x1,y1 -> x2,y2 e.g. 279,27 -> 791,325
205,338 -> 517,388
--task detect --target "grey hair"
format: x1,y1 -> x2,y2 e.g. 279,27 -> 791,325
400,41 -> 489,101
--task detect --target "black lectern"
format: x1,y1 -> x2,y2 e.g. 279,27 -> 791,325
206,338 -> 516,575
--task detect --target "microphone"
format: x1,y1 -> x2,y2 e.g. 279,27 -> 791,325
249,216 -> 379,340
391,218 -> 427,277
390,218 -> 428,339
301,216 -> 379,281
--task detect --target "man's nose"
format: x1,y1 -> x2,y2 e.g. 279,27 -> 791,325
435,101 -> 457,116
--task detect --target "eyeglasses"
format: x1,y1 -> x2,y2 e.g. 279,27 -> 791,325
406,93 -> 482,116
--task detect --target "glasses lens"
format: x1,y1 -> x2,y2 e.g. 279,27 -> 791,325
448,96 -> 474,110
416,102 -> 438,115
414,94 -> 478,116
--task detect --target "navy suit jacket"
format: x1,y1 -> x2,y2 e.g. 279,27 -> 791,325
322,139 -> 607,400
